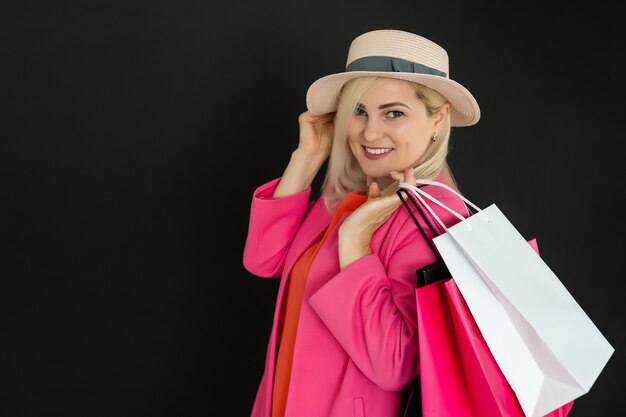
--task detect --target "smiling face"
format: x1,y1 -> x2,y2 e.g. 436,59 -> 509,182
346,78 -> 447,188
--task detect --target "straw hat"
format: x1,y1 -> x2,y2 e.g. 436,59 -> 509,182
305,29 -> 480,127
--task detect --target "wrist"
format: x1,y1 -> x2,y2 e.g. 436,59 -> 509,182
272,150 -> 325,198
291,149 -> 327,171
338,232 -> 372,270
288,150 -> 326,184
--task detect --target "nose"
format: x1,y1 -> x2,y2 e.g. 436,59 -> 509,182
363,116 -> 384,142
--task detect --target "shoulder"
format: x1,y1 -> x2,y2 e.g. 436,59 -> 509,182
372,185 -> 469,269
373,184 -> 468,254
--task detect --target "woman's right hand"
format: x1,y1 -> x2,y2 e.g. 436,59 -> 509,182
296,111 -> 335,162
272,111 -> 335,198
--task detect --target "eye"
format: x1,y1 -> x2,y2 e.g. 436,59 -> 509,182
354,106 -> 367,117
386,110 -> 404,119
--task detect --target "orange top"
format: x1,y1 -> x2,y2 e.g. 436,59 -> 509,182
271,192 -> 368,417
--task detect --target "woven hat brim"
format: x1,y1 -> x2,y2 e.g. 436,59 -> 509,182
305,71 -> 480,127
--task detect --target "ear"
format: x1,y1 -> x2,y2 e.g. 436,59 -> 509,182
432,102 -> 451,131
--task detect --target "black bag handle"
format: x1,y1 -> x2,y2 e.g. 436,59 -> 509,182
397,188 -> 441,260
397,187 -> 445,417
397,187 -> 436,417
397,185 -> 474,417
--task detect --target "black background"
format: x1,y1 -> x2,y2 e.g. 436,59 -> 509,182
3,1 -> 625,416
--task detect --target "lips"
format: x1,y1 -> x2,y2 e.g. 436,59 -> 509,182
363,146 -> 394,160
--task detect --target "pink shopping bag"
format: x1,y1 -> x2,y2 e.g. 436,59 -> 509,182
415,277 -> 574,417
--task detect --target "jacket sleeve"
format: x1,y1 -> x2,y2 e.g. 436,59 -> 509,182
308,192 -> 468,391
242,178 -> 312,278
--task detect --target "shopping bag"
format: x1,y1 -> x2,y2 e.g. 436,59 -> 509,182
399,189 -> 573,417
417,278 -> 575,417
399,181 -> 614,417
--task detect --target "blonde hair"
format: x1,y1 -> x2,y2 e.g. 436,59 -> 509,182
320,77 -> 454,212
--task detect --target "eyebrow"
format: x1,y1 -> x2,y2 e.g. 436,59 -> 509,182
357,102 -> 411,110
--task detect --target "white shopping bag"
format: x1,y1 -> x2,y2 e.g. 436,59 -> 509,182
399,180 -> 615,417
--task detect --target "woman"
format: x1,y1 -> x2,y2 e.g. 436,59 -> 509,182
242,29 -> 479,417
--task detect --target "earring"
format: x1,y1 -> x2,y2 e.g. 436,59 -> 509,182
431,132 -> 438,142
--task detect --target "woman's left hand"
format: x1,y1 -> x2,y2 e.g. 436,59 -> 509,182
337,168 -> 415,270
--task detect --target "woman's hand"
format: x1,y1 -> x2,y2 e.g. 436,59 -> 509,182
272,111 -> 335,198
296,111 -> 334,163
337,168 -> 416,270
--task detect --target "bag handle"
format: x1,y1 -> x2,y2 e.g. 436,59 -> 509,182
397,188 -> 441,259
408,179 -> 483,214
397,187 -> 451,417
399,180 -> 488,232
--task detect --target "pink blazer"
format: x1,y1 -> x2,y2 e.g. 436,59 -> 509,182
243,175 -> 468,417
